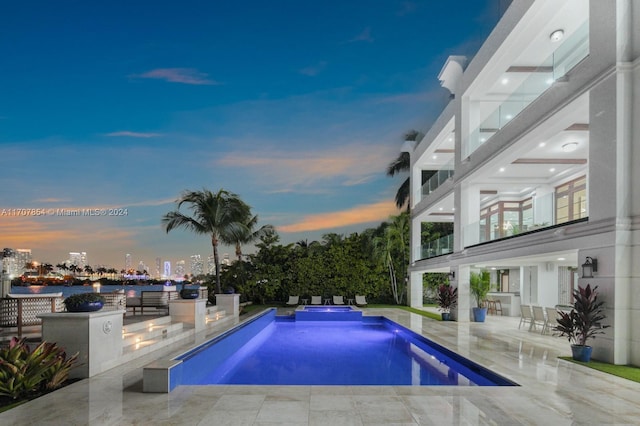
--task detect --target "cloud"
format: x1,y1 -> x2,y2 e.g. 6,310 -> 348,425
299,61 -> 327,76
347,27 -> 374,43
214,143 -> 395,192
33,198 -> 72,203
132,68 -> 219,85
278,200 -> 398,233
105,131 -> 162,138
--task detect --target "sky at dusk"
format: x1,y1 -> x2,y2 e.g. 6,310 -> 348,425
0,0 -> 503,270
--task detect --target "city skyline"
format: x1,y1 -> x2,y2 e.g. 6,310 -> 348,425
0,1 -> 504,267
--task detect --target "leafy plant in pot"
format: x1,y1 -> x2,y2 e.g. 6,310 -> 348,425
436,284 -> 458,321
470,270 -> 490,322
63,293 -> 105,312
553,284 -> 609,362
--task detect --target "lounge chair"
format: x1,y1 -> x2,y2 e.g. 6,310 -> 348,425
518,304 -> 533,330
543,307 -> 559,334
333,295 -> 345,305
286,296 -> 299,306
530,305 -> 546,333
311,296 -> 322,305
355,295 -> 368,306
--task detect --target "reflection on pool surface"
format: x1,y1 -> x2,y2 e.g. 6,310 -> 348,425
175,309 -> 517,387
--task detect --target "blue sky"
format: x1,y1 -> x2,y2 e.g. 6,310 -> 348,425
0,0 -> 502,270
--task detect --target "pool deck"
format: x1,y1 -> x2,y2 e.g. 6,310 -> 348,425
1,307 -> 639,425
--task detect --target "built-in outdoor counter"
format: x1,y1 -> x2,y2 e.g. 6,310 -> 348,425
487,292 -> 521,317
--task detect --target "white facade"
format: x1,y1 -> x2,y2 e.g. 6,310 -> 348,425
408,0 -> 640,365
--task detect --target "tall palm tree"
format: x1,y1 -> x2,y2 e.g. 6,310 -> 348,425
162,188 -> 250,294
372,212 -> 410,304
233,214 -> 273,262
387,130 -> 419,211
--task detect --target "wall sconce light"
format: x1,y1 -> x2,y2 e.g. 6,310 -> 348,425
582,256 -> 597,278
448,271 -> 455,280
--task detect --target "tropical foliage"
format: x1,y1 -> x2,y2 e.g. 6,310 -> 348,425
469,270 -> 491,308
63,293 -> 105,309
553,284 -> 609,346
436,284 -> 458,313
387,130 -> 419,210
162,188 -> 270,294
0,338 -> 77,400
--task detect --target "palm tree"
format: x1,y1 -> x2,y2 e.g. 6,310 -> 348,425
162,188 -> 251,294
387,130 -> 420,211
372,212 -> 410,304
233,214 -> 273,262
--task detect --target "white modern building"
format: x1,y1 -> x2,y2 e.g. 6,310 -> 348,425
406,0 -> 639,365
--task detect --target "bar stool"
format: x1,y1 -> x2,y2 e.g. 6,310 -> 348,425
494,300 -> 503,316
486,300 -> 496,315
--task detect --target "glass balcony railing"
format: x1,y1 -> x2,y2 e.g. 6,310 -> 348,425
462,191 -> 587,247
415,160 -> 454,203
418,234 -> 454,260
464,21 -> 589,158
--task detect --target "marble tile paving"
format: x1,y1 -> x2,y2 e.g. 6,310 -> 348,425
1,308 -> 639,425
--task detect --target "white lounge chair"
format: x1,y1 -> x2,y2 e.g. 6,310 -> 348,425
518,304 -> 533,330
333,295 -> 345,305
531,305 -> 546,333
310,296 -> 322,305
286,296 -> 299,306
544,307 -> 559,334
355,295 -> 368,306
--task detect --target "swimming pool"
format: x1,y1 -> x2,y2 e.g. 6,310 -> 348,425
167,309 -> 517,389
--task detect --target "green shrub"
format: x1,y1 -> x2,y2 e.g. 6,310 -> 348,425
0,337 -> 78,400
63,293 -> 105,309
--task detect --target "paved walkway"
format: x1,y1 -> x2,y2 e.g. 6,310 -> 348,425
1,308 -> 639,425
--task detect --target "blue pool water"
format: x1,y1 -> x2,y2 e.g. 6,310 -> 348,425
174,309 -> 517,388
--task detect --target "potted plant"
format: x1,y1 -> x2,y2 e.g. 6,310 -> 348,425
553,284 -> 609,362
470,270 -> 490,322
63,293 -> 105,312
436,284 -> 458,321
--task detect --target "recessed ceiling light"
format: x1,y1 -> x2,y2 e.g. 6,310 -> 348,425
505,114 -> 513,120
546,78 -> 555,85
557,257 -> 566,261
550,168 -> 556,172
499,167 -> 505,173
562,142 -> 578,152
452,207 -> 455,211
539,142 -> 546,147
432,155 -> 437,160
501,78 -> 509,85
448,137 -> 453,142
439,207 -> 443,211
550,29 -> 564,42
480,137 -> 486,143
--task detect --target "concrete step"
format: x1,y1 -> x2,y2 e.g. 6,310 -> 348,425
122,321 -> 184,347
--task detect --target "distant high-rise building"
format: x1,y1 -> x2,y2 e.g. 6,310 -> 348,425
163,261 -> 171,279
15,249 -> 32,275
222,253 -> 230,266
137,261 -> 149,275
125,253 -> 132,272
190,255 -> 203,277
207,255 -> 215,275
155,257 -> 161,279
68,252 -> 86,268
175,260 -> 186,278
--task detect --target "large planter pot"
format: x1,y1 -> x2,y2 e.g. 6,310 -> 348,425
67,301 -> 104,312
180,289 -> 199,299
472,307 -> 487,322
441,312 -> 451,321
571,345 -> 593,362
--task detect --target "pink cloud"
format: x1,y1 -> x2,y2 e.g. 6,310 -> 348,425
278,200 -> 399,233
133,68 -> 218,85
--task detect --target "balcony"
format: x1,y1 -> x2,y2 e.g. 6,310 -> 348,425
417,234 -> 454,260
464,21 -> 589,158
416,160 -> 454,203
463,191 -> 587,247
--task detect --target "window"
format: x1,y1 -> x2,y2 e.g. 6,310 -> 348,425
555,176 -> 587,224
